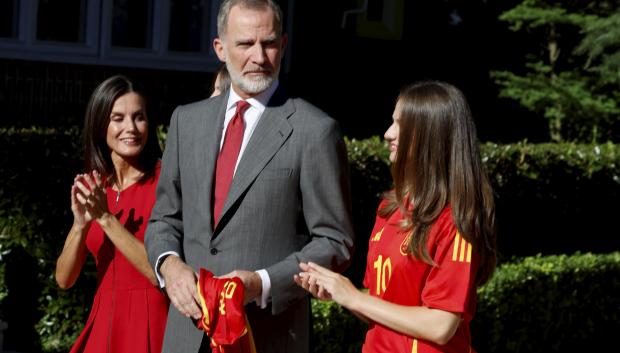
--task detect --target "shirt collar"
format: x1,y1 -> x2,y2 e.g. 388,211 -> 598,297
226,80 -> 279,113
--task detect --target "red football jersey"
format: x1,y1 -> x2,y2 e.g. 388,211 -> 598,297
196,269 -> 257,353
362,201 -> 479,353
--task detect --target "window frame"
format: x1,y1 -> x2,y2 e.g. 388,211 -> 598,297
0,0 -> 248,72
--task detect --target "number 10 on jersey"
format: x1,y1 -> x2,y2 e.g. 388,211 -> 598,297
373,255 -> 392,295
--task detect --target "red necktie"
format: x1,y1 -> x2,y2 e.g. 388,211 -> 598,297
213,100 -> 250,226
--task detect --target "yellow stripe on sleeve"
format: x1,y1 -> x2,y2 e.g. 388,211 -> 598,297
411,338 -> 418,353
466,242 -> 472,263
373,228 -> 384,241
452,232 -> 460,261
459,237 -> 466,262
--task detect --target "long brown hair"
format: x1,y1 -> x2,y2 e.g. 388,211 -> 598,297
380,81 -> 497,285
83,75 -> 161,185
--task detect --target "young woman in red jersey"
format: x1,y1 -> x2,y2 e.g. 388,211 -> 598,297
295,81 -> 496,353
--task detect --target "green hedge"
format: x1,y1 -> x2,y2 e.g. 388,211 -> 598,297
1,128 -> 619,352
312,252 -> 620,353
473,252 -> 620,353
311,297 -> 367,353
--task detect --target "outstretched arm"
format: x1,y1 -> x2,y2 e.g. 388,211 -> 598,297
297,262 -> 461,346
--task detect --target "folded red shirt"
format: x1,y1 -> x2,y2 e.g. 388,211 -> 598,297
196,268 -> 256,353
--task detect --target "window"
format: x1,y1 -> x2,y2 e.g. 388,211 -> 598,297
111,0 -> 153,49
0,0 -> 265,72
36,0 -> 87,43
169,0 -> 211,53
0,0 -> 18,39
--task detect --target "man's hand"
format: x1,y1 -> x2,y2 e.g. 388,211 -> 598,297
220,270 -> 262,304
160,255 -> 202,319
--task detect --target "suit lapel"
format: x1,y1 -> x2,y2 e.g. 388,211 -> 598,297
214,89 -> 294,235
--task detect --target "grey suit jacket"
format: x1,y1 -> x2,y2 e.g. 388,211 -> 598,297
145,88 -> 354,353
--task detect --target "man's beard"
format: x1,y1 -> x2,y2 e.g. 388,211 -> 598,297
226,61 -> 279,95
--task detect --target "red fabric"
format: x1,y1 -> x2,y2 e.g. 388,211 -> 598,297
362,200 -> 478,353
213,100 -> 250,225
70,164 -> 169,353
196,268 -> 256,353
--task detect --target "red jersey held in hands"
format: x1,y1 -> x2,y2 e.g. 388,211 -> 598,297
196,269 -> 257,353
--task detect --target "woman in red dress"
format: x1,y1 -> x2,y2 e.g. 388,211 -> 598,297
55,75 -> 169,353
296,81 -> 497,353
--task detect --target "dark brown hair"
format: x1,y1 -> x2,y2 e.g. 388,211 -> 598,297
380,81 -> 497,285
83,75 -> 161,185
213,64 -> 231,95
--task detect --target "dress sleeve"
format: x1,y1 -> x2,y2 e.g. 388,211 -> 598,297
421,219 -> 478,314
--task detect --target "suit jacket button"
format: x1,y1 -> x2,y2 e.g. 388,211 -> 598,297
210,248 -> 219,255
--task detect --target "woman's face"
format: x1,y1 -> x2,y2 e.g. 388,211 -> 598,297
106,92 -> 148,162
384,100 -> 401,163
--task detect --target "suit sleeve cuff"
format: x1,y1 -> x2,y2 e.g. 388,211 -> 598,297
155,251 -> 180,288
255,269 -> 271,309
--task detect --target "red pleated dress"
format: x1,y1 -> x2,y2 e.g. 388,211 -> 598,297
69,164 -> 169,353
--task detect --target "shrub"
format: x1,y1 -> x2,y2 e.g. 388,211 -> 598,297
343,137 -> 391,285
0,127 -> 92,353
472,252 -> 620,353
311,298 -> 366,353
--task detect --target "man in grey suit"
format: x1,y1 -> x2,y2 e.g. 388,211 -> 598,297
145,1 -> 354,352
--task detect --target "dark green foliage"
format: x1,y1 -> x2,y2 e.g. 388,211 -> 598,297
311,252 -> 620,353
481,141 -> 620,260
311,298 -> 367,353
343,137 -> 391,286
492,0 -> 620,142
577,10 -> 620,84
0,127 -> 95,353
35,279 -> 93,352
472,252 -> 620,353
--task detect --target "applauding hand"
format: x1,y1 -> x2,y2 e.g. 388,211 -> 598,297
73,171 -> 109,223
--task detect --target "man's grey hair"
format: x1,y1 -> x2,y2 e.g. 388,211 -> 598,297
217,0 -> 283,38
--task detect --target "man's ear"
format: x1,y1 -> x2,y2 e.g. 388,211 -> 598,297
213,37 -> 226,61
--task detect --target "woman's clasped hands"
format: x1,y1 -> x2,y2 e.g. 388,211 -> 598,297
71,170 -> 109,226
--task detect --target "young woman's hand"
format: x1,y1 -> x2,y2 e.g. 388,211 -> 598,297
295,262 -> 359,308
